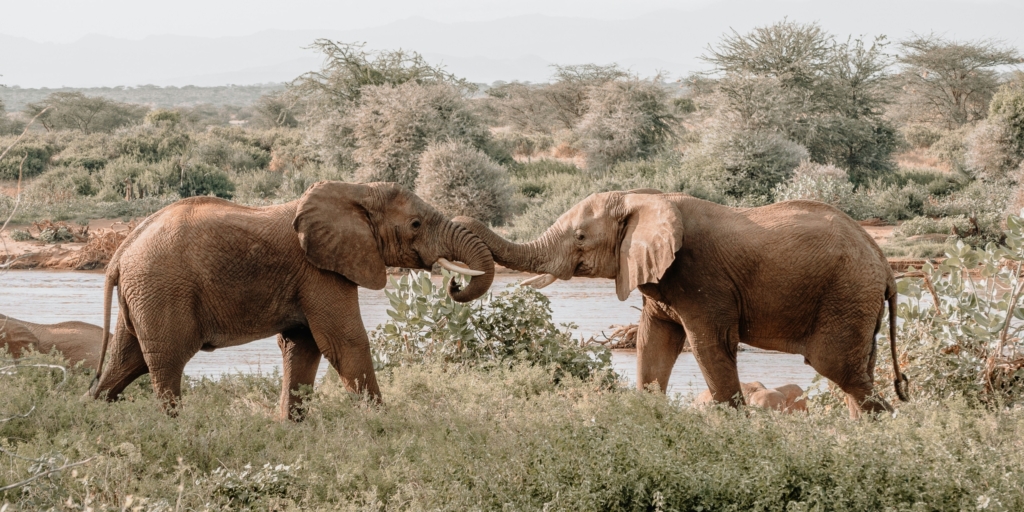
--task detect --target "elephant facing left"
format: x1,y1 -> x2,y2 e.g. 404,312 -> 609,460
1,314 -> 108,370
89,181 -> 495,419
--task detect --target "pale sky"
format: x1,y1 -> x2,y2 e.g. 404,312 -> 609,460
2,0 -> 724,42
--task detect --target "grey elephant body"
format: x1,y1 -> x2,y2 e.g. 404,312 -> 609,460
456,192 -> 906,417
91,181 -> 495,418
1,314 -> 108,370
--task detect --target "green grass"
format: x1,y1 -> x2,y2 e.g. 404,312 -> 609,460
3,352 -> 1023,510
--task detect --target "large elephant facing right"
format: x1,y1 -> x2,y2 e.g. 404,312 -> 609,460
455,191 -> 908,417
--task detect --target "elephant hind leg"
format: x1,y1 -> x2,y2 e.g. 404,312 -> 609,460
806,333 -> 892,419
277,327 -> 322,421
91,318 -> 149,402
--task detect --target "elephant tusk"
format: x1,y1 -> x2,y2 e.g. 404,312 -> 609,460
437,258 -> 485,276
520,273 -> 557,289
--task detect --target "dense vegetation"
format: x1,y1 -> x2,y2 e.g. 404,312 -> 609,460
3,24 -> 1023,260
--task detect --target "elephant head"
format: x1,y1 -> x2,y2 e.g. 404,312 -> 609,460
294,181 -> 494,301
453,189 -> 681,301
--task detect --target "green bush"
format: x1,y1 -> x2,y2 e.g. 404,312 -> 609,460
773,161 -> 870,218
903,124 -> 943,149
233,169 -> 284,201
370,270 -> 611,383
350,82 -> 490,189
892,215 -> 970,238
699,128 -> 808,204
414,140 -> 512,224
894,217 -> 1024,405
179,163 -> 235,199
989,76 -> 1024,161
0,141 -> 52,179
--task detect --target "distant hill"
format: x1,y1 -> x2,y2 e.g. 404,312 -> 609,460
1,0 -> 1021,87
0,84 -> 286,112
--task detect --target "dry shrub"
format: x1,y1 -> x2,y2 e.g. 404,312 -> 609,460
415,141 -> 511,224
351,82 -> 488,190
65,223 -> 133,270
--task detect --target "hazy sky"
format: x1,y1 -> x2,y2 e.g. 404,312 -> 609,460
2,0 -> 730,42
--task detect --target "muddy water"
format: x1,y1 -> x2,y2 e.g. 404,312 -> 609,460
0,270 -> 818,396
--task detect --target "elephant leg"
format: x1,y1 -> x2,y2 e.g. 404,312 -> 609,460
136,318 -> 201,414
635,309 -> 687,393
806,331 -> 892,419
303,291 -> 381,403
91,316 -> 149,401
277,327 -> 322,421
688,323 -> 743,406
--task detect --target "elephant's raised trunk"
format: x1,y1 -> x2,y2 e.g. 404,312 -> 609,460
451,217 -> 568,279
441,219 -> 495,302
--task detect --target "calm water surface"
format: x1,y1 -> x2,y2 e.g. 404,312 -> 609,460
0,270 -> 819,395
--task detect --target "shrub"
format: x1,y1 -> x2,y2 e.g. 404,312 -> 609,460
903,124 -> 943,149
179,163 -> 235,199
964,120 -> 1019,180
415,141 -> 512,224
894,217 -> 1024,405
700,128 -> 808,204
574,77 -> 676,171
108,124 -> 190,163
774,161 -> 870,218
233,170 -> 284,201
0,141 -> 52,179
350,82 -> 489,189
10,229 -> 33,241
989,76 -> 1024,160
370,270 -> 612,383
891,215 -> 970,238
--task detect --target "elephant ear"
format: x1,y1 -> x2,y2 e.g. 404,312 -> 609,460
616,194 -> 683,301
293,181 -> 387,290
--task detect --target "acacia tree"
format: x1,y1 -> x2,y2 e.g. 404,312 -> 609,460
698,20 -> 897,185
897,35 -> 1021,128
24,92 -> 148,133
543,64 -> 626,130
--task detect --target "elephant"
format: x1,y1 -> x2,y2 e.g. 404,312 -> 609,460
454,190 -> 908,418
694,382 -> 806,412
89,181 -> 495,419
1,314 -> 107,370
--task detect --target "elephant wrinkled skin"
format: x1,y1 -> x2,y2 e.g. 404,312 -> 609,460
90,181 -> 495,419
1,314 -> 107,370
455,191 -> 907,418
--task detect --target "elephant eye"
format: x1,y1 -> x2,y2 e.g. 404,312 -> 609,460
574,230 -> 585,241
411,219 -> 422,229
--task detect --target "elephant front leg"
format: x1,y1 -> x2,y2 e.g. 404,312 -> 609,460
636,305 -> 687,393
277,327 -> 322,421
688,323 -> 744,406
303,292 -> 382,404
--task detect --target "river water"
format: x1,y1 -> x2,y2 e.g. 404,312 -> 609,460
0,270 -> 819,396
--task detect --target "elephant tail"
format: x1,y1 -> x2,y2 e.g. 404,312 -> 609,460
887,284 -> 909,402
90,263 -> 119,396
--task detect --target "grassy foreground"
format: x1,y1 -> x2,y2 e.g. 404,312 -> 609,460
2,354 -> 1024,511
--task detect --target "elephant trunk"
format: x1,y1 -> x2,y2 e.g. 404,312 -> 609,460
451,216 -> 568,279
440,219 -> 495,303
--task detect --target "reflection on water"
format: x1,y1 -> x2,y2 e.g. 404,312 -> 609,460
0,270 -> 818,395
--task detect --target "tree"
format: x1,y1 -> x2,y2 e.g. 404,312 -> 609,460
574,77 -> 677,170
415,140 -> 511,224
24,92 -> 149,133
485,82 -> 556,133
350,82 -> 489,189
290,40 -> 469,115
897,35 -> 1021,128
543,64 -> 626,130
698,20 -> 896,184
0,97 -> 26,135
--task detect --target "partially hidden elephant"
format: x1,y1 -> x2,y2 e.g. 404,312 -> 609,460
455,190 -> 908,418
1,314 -> 107,370
90,181 -> 495,419
694,382 -> 807,413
